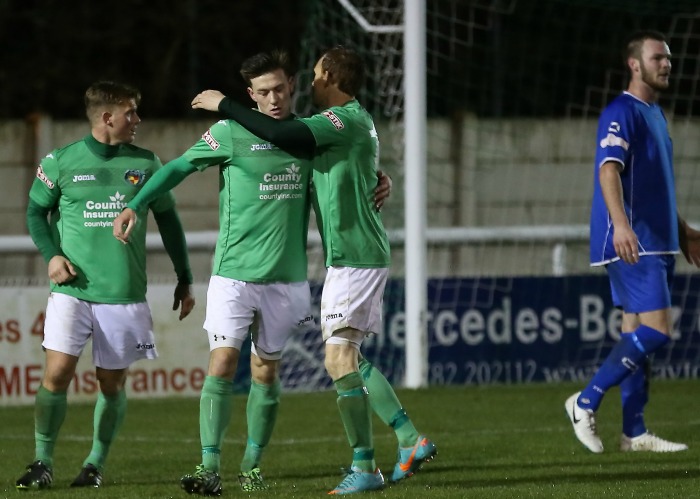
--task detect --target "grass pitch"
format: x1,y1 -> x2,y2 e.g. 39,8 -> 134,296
1,380 -> 699,498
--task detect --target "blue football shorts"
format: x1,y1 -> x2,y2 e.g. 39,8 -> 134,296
606,254 -> 675,313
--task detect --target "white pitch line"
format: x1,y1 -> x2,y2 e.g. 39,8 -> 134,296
2,419 -> 698,445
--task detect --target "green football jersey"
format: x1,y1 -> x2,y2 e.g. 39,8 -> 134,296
28,135 -> 175,303
301,100 -> 390,268
183,119 -> 311,282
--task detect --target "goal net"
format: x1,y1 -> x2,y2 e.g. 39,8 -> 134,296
277,0 -> 700,391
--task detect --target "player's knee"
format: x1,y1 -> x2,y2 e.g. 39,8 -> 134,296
250,354 -> 279,384
324,337 -> 360,380
42,372 -> 73,392
43,366 -> 78,392
43,350 -> 79,391
323,355 -> 340,380
95,368 -> 128,395
208,347 -> 240,378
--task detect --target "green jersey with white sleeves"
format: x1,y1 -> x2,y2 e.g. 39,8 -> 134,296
182,119 -> 311,282
300,100 -> 390,268
28,135 -> 175,303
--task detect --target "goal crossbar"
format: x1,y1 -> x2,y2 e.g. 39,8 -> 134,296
336,0 -> 404,33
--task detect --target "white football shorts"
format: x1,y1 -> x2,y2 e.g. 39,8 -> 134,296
321,266 -> 388,344
42,292 -> 157,370
203,275 -> 313,360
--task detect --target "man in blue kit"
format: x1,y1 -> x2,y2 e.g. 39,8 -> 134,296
565,30 -> 700,453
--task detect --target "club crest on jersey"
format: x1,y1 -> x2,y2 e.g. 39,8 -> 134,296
203,129 -> 220,150
322,110 -> 344,130
124,169 -> 146,185
36,165 -> 54,189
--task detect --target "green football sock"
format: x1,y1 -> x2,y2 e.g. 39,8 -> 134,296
34,385 -> 68,468
359,357 -> 420,447
334,372 -> 375,472
84,390 -> 127,470
200,376 -> 234,473
241,379 -> 280,472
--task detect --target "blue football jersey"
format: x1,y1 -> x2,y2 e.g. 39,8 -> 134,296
589,92 -> 679,265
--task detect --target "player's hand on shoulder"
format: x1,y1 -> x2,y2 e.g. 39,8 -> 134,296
113,208 -> 137,244
48,255 -> 77,285
173,282 -> 195,321
191,90 -> 225,111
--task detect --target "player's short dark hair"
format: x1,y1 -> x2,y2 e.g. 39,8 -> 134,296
622,30 -> 667,67
84,81 -> 140,119
240,49 -> 296,86
320,46 -> 365,96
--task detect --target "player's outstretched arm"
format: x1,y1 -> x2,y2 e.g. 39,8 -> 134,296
679,215 -> 700,267
112,157 -> 197,244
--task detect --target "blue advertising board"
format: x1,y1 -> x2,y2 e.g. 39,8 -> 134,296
234,274 -> 700,391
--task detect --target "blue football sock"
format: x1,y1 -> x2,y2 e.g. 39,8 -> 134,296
620,333 -> 649,438
633,324 -> 671,353
579,325 -> 668,412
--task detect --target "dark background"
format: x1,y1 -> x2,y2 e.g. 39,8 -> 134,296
1,0 -> 699,120
0,0 -> 307,119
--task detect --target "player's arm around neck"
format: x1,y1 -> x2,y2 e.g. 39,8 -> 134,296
216,96 -> 316,153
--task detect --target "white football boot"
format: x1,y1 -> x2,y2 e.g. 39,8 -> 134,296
620,432 -> 688,452
565,391 -> 604,453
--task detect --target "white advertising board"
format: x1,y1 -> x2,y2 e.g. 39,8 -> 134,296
0,284 -> 210,406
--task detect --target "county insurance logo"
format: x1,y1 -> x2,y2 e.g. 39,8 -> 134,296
83,192 -> 128,228
258,164 -> 305,201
